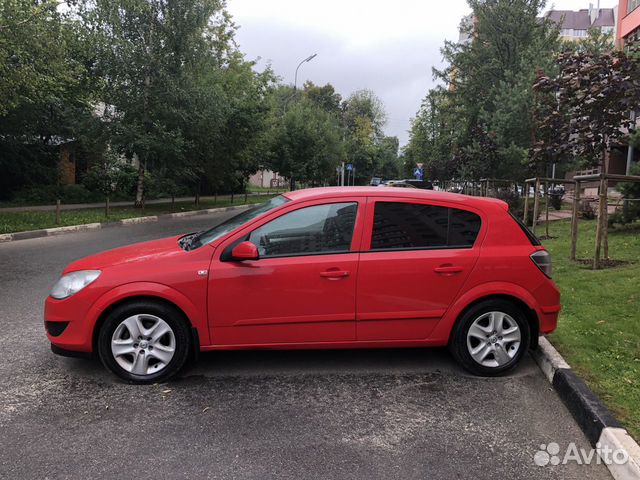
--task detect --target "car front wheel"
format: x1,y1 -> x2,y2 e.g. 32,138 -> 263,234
449,299 -> 530,376
97,300 -> 191,383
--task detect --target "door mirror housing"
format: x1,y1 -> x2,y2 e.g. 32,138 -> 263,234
231,241 -> 259,261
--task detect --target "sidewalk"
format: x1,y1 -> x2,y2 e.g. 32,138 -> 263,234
0,192 -> 275,213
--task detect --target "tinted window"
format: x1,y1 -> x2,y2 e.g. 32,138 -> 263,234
249,202 -> 357,257
371,202 -> 481,250
449,208 -> 482,247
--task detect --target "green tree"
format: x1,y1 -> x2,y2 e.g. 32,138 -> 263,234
269,100 -> 345,187
421,0 -> 559,181
0,0 -> 97,199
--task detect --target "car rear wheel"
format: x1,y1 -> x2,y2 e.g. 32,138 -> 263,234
449,299 -> 530,376
98,300 -> 191,384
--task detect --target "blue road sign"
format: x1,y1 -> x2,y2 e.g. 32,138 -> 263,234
413,167 -> 424,180
346,163 -> 353,171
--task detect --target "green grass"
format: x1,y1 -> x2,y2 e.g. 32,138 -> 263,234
246,185 -> 289,193
0,195 -> 275,234
542,219 -> 640,439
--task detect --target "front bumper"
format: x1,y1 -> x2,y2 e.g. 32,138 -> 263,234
44,295 -> 94,353
51,343 -> 93,359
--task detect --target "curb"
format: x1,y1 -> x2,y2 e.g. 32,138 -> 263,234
532,336 -> 640,479
0,204 -> 252,244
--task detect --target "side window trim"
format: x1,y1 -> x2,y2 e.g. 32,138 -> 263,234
233,201 -> 360,260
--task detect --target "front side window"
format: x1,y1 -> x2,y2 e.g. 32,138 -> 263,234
189,195 -> 289,249
370,202 -> 481,250
248,202 -> 358,258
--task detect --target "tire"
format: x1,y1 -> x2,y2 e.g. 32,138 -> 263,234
97,300 -> 192,384
449,299 -> 530,376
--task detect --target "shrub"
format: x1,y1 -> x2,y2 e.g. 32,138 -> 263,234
579,200 -> 596,220
549,193 -> 563,210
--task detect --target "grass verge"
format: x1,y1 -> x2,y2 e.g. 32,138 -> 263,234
542,218 -> 640,439
0,195 -> 275,234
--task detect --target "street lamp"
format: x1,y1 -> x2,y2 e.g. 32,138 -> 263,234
294,53 -> 317,91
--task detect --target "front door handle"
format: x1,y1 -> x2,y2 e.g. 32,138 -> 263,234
320,270 -> 350,279
434,265 -> 463,274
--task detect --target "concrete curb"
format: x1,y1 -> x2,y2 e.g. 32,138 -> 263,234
0,204 -> 252,244
532,336 -> 640,479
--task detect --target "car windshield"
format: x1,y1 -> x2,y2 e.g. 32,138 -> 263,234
188,195 -> 289,249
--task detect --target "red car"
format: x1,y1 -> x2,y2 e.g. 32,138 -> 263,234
45,187 -> 560,383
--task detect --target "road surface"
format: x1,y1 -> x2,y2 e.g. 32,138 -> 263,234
0,210 -> 609,479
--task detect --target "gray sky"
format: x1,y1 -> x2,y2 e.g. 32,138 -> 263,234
227,0 -> 617,147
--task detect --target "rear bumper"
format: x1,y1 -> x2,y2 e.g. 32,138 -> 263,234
539,305 -> 561,334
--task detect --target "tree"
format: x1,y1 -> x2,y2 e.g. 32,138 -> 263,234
269,100 -> 345,186
0,0 -> 97,199
532,45 -> 640,268
342,89 -> 388,183
418,0 -> 559,181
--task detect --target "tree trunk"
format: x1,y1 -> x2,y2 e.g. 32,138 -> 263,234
105,196 -> 110,218
545,181 -> 550,238
593,176 -> 606,270
523,183 -> 529,225
55,199 -> 61,225
135,160 -> 146,208
603,178 -> 609,259
532,179 -> 540,234
570,182 -> 580,261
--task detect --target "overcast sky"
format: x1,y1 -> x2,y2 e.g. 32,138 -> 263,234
227,0 -> 617,146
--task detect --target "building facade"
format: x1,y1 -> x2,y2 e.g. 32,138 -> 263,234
617,0 -> 640,45
544,3 -> 617,42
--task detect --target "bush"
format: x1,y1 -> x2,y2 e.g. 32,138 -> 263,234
579,200 -> 596,220
11,184 -> 101,205
549,193 -> 563,210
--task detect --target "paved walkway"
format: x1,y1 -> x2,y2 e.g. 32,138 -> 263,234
0,192 -> 276,213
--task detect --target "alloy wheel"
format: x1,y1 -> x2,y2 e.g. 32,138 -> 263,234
466,311 -> 522,368
111,314 -> 176,376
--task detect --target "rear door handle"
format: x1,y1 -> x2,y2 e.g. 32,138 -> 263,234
320,270 -> 350,279
434,265 -> 463,274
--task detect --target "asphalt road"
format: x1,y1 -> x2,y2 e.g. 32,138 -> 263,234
0,211 -> 609,479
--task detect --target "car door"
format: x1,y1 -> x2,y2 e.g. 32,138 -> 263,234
356,197 -> 484,341
208,198 -> 365,346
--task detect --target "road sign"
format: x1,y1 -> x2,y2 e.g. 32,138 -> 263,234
413,167 -> 424,180
346,163 -> 353,171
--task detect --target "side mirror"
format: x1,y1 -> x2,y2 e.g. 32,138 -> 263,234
231,241 -> 259,261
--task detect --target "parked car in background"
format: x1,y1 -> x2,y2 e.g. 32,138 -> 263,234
381,180 -> 417,188
45,187 -> 560,383
403,179 -> 434,190
370,177 -> 382,186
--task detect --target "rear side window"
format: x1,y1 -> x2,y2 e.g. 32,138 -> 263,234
370,202 -> 481,250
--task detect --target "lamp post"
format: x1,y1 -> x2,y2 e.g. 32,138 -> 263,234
294,53 -> 317,91
288,53 -> 317,191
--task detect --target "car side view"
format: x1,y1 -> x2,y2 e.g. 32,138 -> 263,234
45,187 -> 560,383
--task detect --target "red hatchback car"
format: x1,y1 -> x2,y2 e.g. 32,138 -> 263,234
45,187 -> 560,383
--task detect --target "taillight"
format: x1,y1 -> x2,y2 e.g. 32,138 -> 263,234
530,250 -> 552,278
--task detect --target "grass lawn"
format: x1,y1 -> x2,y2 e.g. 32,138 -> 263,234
542,218 -> 640,439
0,195 -> 275,235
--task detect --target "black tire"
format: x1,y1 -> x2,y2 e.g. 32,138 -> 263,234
449,299 -> 531,376
97,300 -> 192,384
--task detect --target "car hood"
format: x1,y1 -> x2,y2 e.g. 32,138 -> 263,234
63,235 -> 185,273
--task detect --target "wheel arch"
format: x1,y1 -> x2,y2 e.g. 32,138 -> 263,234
434,282 -> 541,349
449,294 -> 539,349
88,282 -> 208,352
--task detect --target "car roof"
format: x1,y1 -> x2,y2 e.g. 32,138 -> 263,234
282,187 -> 508,210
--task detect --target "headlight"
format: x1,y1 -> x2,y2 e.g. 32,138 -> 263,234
50,270 -> 101,300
